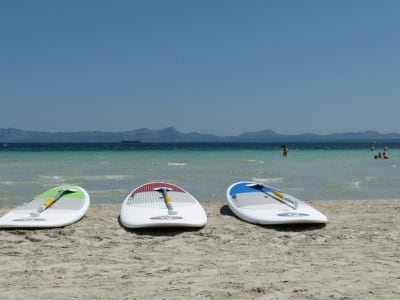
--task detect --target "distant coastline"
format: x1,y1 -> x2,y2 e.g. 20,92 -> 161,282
120,140 -> 141,144
1,127 -> 400,143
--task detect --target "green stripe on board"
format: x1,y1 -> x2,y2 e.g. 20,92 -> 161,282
34,187 -> 84,199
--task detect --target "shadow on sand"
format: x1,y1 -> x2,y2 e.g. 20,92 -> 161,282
219,204 -> 326,232
117,215 -> 204,237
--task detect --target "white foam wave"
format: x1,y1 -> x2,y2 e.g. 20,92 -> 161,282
346,181 -> 360,188
168,162 -> 187,166
38,175 -> 69,183
246,160 -> 264,164
79,175 -> 131,181
0,181 -> 16,185
251,177 -> 284,184
39,175 -> 130,182
88,189 -> 128,195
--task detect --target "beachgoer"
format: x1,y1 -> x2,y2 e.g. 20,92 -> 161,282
370,144 -> 375,151
383,152 -> 389,159
282,144 -> 288,157
384,146 -> 388,152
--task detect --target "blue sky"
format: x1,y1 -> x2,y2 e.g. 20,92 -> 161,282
1,0 -> 399,136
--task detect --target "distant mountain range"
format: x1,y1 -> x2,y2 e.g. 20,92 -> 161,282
1,127 -> 400,143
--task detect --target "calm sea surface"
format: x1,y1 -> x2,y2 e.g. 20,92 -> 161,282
0,142 -> 399,205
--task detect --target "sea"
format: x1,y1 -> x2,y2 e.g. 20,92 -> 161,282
0,142 -> 398,206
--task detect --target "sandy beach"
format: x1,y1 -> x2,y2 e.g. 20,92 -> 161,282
1,200 -> 400,299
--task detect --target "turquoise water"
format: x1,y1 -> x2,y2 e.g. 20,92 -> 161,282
0,143 -> 398,205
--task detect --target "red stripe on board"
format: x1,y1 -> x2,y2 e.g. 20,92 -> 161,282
131,182 -> 185,196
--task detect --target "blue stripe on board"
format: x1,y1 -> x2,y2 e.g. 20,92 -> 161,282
229,182 -> 280,195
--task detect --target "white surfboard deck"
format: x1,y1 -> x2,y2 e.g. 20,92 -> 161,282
120,182 -> 207,228
0,186 -> 90,228
226,181 -> 328,225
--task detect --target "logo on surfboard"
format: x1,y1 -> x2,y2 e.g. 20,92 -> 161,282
277,212 -> 309,217
150,216 -> 183,220
12,218 -> 47,222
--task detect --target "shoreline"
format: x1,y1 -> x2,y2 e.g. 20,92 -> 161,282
1,200 -> 400,299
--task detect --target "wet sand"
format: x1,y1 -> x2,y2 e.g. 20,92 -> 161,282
1,200 -> 400,299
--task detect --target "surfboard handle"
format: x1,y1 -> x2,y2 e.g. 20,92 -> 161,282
31,188 -> 77,216
272,191 -> 298,209
154,187 -> 178,215
35,198 -> 54,215
247,183 -> 298,210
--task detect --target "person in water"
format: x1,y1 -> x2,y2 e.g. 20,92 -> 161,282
281,144 -> 288,157
374,152 -> 389,159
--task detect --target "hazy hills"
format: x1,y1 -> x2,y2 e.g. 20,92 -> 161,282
1,127 -> 400,143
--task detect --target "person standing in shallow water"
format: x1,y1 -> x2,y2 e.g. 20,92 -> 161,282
282,144 -> 288,157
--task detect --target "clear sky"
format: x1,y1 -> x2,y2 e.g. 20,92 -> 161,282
1,0 -> 399,136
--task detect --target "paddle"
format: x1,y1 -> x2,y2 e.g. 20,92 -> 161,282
246,183 -> 298,209
154,187 -> 178,215
30,187 -> 77,217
